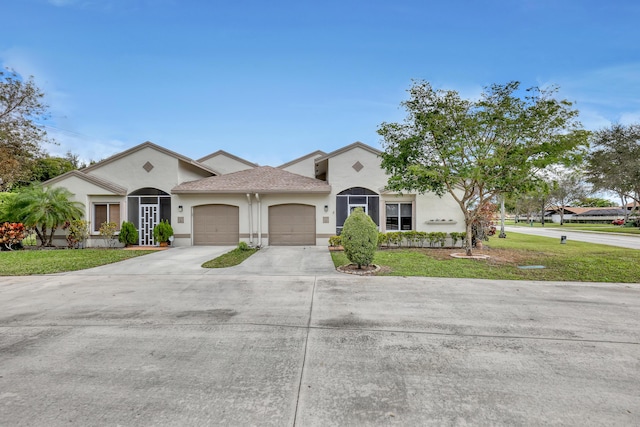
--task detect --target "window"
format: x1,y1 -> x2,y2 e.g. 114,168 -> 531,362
336,187 -> 379,234
94,203 -> 121,232
386,203 -> 412,231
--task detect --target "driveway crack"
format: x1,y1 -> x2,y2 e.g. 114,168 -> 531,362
292,275 -> 316,426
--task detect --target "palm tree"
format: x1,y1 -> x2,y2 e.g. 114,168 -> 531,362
11,185 -> 84,246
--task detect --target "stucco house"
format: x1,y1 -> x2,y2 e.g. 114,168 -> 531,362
45,141 -> 465,247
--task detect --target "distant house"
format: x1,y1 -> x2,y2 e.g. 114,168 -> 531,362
545,206 -> 627,224
45,141 -> 465,247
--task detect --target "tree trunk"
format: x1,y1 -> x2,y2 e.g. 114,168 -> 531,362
465,216 -> 473,256
35,226 -> 47,247
47,227 -> 57,247
560,206 -> 564,225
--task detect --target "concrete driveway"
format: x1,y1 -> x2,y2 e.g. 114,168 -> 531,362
68,246 -> 338,276
1,247 -> 639,425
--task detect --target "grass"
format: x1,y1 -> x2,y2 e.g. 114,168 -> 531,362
506,220 -> 640,235
0,249 -> 157,276
201,247 -> 258,268
331,232 -> 640,283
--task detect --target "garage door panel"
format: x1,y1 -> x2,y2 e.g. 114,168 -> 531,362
269,204 -> 315,246
194,205 -> 239,245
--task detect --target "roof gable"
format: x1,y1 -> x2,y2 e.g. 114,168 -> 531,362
44,170 -> 127,195
315,142 -> 381,163
277,150 -> 326,169
197,150 -> 258,167
82,141 -> 219,175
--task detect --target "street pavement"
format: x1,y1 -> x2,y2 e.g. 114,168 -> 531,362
1,247 -> 639,425
504,225 -> 640,249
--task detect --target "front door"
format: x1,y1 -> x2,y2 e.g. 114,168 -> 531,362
140,204 -> 159,245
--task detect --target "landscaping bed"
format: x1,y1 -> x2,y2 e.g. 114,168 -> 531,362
331,232 -> 640,283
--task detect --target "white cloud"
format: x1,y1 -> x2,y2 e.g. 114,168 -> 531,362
552,63 -> 640,128
44,126 -> 126,164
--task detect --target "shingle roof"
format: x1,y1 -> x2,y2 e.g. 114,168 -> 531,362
575,208 -> 628,216
172,166 -> 331,194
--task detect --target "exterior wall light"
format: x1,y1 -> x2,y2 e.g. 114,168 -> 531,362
324,205 -> 329,212
178,205 -> 183,212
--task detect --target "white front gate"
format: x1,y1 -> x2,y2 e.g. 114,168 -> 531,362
140,204 -> 159,245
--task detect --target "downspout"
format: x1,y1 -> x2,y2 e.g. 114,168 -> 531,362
246,193 -> 254,246
255,193 -> 262,247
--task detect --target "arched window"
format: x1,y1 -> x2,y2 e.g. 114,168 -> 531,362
336,187 -> 379,234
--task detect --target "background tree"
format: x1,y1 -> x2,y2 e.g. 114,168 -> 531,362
586,123 -> 640,214
578,197 -> 615,207
0,69 -> 50,190
379,81 -> 587,255
7,185 -> 84,246
30,156 -> 76,183
545,166 -> 591,225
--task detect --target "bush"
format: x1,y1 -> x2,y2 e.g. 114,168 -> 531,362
64,219 -> 90,249
377,232 -> 388,248
328,235 -> 342,247
99,221 -> 118,248
153,220 -> 173,244
387,232 -> 403,247
237,241 -> 250,251
118,221 -> 139,247
341,208 -> 378,268
433,232 -> 447,247
449,232 -> 463,247
0,222 -> 26,250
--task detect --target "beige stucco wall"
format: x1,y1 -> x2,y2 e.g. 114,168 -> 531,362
280,153 -> 324,178
86,146 -> 209,194
327,147 -> 389,195
171,193 -> 333,247
198,154 -> 254,175
325,146 -> 465,235
47,175 -> 127,248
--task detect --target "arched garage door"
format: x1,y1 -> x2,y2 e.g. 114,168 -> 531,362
269,204 -> 316,246
193,205 -> 239,245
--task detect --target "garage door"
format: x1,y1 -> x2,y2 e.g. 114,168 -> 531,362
193,205 -> 239,245
269,204 -> 316,246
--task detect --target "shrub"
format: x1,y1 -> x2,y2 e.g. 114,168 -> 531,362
377,232 -> 388,248
449,232 -> 463,247
404,230 -> 417,247
237,241 -> 250,251
153,220 -> 173,244
118,221 -> 139,247
99,221 -> 118,248
0,222 -> 26,250
434,232 -> 447,247
9,185 -> 84,247
416,231 -> 428,248
387,231 -> 403,247
328,235 -> 342,247
341,207 -> 378,268
64,219 -> 90,249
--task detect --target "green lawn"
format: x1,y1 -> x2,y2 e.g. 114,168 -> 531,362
506,220 -> 640,235
0,249 -> 157,276
202,247 -> 259,268
331,232 -> 640,283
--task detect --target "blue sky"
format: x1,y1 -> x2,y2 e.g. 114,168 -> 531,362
3,0 -> 640,166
